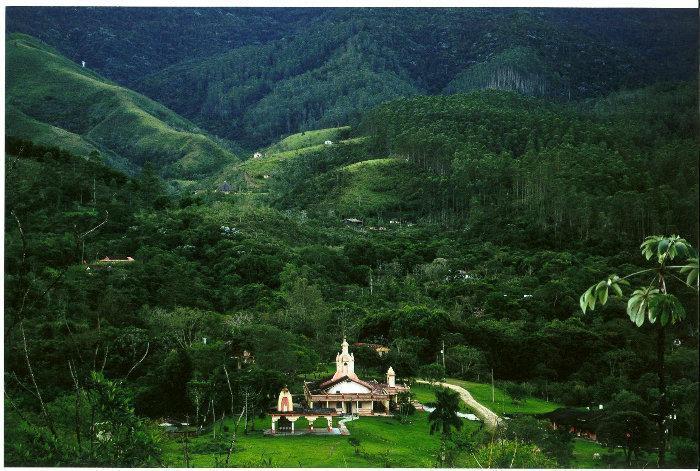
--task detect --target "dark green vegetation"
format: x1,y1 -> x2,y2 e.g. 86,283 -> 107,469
4,8 -> 699,468
6,34 -> 240,179
7,8 -> 697,147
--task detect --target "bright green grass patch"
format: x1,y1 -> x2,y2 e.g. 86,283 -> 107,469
410,383 -> 437,405
330,158 -> 407,215
241,144 -> 326,177
161,412 -> 479,467
570,438 -> 631,468
265,126 -> 350,154
446,378 -> 561,415
412,383 -> 473,413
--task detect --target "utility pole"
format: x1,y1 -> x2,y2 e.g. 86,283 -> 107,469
491,369 -> 495,403
441,340 -> 445,369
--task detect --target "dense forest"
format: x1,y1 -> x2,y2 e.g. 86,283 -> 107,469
4,7 -> 699,469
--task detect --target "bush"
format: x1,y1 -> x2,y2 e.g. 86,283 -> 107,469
501,381 -> 528,403
672,437 -> 698,468
418,363 -> 446,383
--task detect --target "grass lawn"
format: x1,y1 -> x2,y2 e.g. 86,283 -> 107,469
160,412 -> 479,467
445,378 -> 561,415
570,438 -> 636,468
411,383 -> 472,413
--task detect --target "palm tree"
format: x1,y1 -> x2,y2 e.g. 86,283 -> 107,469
428,387 -> 463,437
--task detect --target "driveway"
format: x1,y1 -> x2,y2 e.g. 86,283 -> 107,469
417,380 -> 502,431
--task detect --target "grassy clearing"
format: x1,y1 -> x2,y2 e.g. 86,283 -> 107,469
241,144 -> 326,177
445,378 -> 561,415
411,383 -> 473,413
331,158 -> 408,215
265,126 -> 350,154
161,412 -> 478,467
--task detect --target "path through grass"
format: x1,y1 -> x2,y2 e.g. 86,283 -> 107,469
445,378 -> 561,415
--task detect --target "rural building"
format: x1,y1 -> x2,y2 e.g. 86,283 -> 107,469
217,181 -> 232,193
253,152 -> 263,159
303,338 -> 409,415
353,342 -> 390,357
324,140 -> 333,145
85,256 -> 135,271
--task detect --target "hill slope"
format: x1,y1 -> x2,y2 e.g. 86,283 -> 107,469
5,33 -> 240,179
269,85 -> 698,249
8,9 -> 697,148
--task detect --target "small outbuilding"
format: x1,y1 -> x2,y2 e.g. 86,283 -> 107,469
268,387 -> 339,436
343,218 -> 363,226
218,181 -> 232,194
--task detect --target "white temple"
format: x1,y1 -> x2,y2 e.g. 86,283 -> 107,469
303,338 -> 409,415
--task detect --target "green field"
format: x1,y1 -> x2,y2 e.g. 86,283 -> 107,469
161,412 -> 479,467
445,379 -> 562,415
411,383 -> 473,413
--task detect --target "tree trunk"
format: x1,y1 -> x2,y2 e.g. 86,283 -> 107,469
656,322 -> 666,467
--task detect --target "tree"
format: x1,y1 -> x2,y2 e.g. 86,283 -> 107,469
396,390 -> 416,421
581,235 -> 698,466
468,439 -> 556,468
445,345 -> 486,379
597,411 -> 655,467
503,415 -> 574,466
502,381 -> 528,404
579,235 -> 698,467
427,387 -> 463,438
418,363 -> 446,384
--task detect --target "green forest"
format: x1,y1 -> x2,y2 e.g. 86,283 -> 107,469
4,7 -> 699,469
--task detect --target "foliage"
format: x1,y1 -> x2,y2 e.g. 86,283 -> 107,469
427,387 -> 463,437
596,411 -> 655,467
467,439 -> 557,468
418,363 -> 446,384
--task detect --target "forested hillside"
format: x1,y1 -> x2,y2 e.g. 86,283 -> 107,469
6,33 -> 240,179
7,8 -> 697,147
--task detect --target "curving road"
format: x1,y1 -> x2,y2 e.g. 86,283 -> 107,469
417,380 -> 502,431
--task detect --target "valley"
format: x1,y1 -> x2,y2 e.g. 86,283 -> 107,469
3,8 -> 699,469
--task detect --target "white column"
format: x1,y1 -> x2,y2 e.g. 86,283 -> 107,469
327,416 -> 332,430
271,417 -> 277,433
291,421 -> 295,433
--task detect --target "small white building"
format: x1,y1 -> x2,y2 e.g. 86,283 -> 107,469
253,152 -> 263,159
324,140 -> 333,146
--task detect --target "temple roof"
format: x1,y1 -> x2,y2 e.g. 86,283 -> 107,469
305,375 -> 408,396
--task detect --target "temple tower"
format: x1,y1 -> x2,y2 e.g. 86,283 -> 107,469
386,366 -> 396,387
333,338 -> 357,380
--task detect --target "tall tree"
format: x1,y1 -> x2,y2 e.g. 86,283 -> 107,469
581,235 -> 698,466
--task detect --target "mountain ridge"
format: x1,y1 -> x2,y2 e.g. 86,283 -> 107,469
5,33 -> 242,180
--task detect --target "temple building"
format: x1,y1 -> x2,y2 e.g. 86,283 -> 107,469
303,338 -> 409,415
